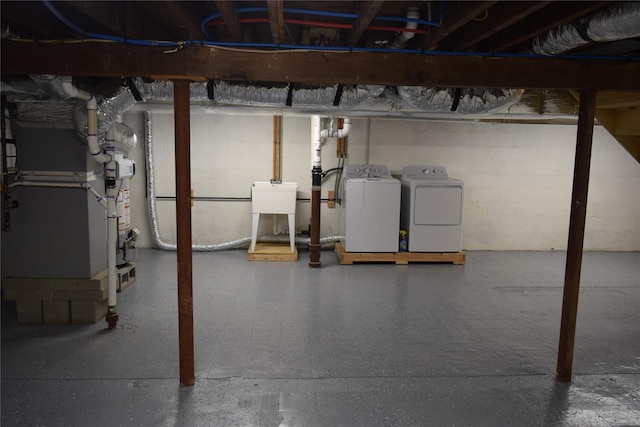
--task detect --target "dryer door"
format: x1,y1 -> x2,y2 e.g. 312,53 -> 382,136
414,185 -> 462,225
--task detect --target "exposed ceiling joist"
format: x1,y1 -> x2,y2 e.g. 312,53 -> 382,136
266,0 -> 285,44
156,1 -> 204,40
213,1 -> 243,42
63,1 -> 126,38
3,41 -> 640,91
2,1 -> 68,39
347,0 -> 385,47
439,1 -> 551,52
419,1 -> 499,50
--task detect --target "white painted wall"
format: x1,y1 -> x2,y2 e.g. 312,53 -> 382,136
123,109 -> 640,251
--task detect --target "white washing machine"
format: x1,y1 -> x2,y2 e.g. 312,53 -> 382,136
341,164 -> 400,252
401,165 -> 464,252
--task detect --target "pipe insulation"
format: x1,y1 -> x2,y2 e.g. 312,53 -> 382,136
533,2 -> 640,56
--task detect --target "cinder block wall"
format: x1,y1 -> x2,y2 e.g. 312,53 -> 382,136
123,110 -> 640,251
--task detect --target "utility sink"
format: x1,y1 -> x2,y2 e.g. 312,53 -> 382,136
251,181 -> 297,214
250,182 -> 297,253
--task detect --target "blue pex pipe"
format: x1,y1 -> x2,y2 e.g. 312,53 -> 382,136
41,0 -> 640,62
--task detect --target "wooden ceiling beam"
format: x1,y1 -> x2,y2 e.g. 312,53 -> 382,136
213,1 -> 243,42
266,0 -> 284,44
2,41 -> 640,91
347,0 -> 385,47
440,1 -> 551,52
419,1 -> 499,50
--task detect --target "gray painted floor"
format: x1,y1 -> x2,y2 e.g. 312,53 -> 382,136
2,248 -> 639,426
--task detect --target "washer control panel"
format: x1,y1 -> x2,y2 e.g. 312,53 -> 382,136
345,164 -> 391,178
403,165 -> 449,179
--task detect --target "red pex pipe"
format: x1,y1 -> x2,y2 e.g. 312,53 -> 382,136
207,17 -> 427,35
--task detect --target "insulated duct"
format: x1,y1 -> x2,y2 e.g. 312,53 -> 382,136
213,80 -> 290,106
4,76 -> 524,119
397,87 -> 524,114
533,2 -> 640,55
132,79 -> 209,102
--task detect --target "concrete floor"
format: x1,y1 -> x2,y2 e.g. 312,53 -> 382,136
2,248 -> 639,426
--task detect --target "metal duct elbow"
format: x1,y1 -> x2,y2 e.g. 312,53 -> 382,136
533,2 -> 640,55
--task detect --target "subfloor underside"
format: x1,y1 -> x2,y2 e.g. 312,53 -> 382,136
2,249 -> 639,426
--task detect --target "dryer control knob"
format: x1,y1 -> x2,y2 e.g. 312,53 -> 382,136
423,168 -> 430,175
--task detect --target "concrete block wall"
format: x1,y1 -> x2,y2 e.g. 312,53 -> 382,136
122,110 -> 639,251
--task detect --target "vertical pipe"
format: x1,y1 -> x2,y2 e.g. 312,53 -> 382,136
273,115 -> 279,181
105,131 -> 118,329
309,116 -> 322,268
173,80 -> 195,387
309,181 -> 322,268
556,90 -> 597,383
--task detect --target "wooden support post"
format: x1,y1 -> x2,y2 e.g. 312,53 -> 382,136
174,80 -> 195,387
556,90 -> 597,383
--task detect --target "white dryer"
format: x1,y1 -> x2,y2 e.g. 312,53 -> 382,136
341,164 -> 400,252
401,165 -> 464,252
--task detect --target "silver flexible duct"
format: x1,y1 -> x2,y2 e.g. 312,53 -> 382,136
145,111 -> 342,251
533,2 -> 640,55
134,79 -> 209,102
214,80 -> 289,106
6,76 -> 523,118
397,87 -> 524,114
30,74 -> 73,100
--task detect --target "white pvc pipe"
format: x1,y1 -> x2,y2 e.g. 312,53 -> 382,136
311,115 -> 323,168
105,126 -> 118,310
331,117 -> 352,139
60,76 -> 117,312
393,7 -> 420,48
312,115 -> 351,169
59,76 -> 111,164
